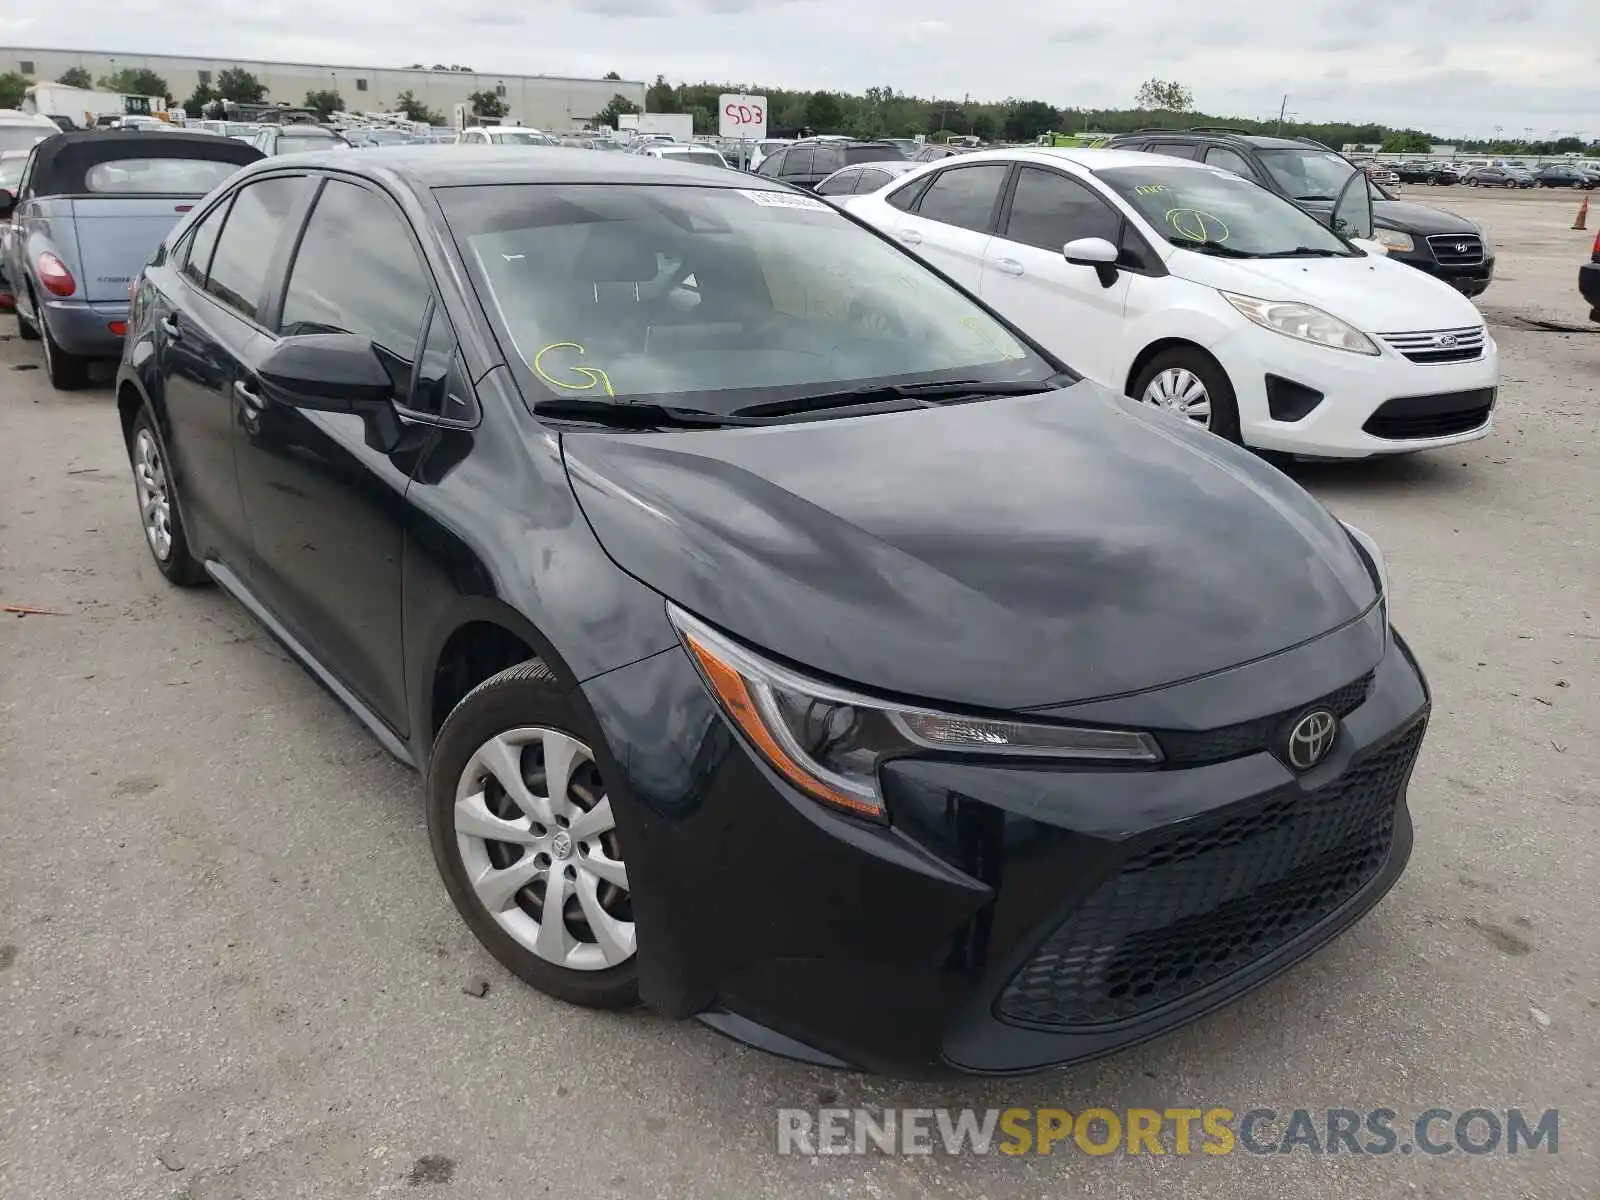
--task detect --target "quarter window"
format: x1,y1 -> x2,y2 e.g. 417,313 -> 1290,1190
179,199 -> 229,286
1002,167 -> 1121,252
279,180 -> 430,378
1147,142 -> 1198,159
915,164 -> 1009,233
203,176 -> 307,320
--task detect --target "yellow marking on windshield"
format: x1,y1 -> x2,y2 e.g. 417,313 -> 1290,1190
1165,208 -> 1230,243
1134,183 -> 1168,196
533,342 -> 615,398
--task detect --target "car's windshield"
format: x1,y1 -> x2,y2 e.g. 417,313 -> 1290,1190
1254,148 -> 1361,201
0,126 -> 51,154
1097,164 -> 1356,258
439,183 -> 1057,415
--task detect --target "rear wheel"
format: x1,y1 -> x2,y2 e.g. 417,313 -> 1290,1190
40,311 -> 90,391
127,406 -> 207,586
16,285 -> 40,341
1130,346 -> 1242,445
427,661 -> 638,1010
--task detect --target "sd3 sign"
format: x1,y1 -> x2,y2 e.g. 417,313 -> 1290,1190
718,94 -> 768,141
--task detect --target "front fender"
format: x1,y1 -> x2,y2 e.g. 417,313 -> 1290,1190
1116,283 -> 1240,390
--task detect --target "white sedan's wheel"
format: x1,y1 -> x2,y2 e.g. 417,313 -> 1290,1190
1142,367 -> 1213,428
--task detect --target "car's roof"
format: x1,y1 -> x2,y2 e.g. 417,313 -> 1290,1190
947,146 -> 1213,173
241,145 -> 788,191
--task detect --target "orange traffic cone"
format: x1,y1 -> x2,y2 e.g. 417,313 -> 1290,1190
1575,193 -> 1590,231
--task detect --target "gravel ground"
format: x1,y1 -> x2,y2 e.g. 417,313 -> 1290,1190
0,186 -> 1596,1199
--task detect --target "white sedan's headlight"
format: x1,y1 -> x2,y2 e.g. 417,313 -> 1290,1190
669,605 -> 1162,820
1373,227 -> 1414,252
1221,292 -> 1380,356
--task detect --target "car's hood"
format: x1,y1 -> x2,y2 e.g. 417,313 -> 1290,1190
1168,250 -> 1483,332
1297,195 -> 1479,234
561,383 -> 1377,712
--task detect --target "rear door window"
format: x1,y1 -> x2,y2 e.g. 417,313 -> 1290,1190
780,147 -> 815,177
856,168 -> 893,192
914,164 -> 1009,233
1147,141 -> 1199,159
815,169 -> 858,196
202,176 -> 308,321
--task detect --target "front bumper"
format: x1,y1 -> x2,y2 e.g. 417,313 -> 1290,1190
581,608 -> 1429,1077
1215,323 -> 1500,458
38,297 -> 130,358
1393,247 -> 1496,297
1580,262 -> 1600,320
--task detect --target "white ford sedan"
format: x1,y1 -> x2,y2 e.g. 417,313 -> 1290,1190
846,147 -> 1499,458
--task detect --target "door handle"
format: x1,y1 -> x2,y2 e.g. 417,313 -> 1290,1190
993,258 -> 1025,276
158,314 -> 181,339
898,229 -> 923,245
232,378 -> 265,412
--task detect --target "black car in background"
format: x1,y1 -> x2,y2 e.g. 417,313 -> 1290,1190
753,138 -> 907,189
1395,160 -> 1458,185
1533,163 -> 1596,189
1107,130 -> 1497,295
116,147 -> 1430,1078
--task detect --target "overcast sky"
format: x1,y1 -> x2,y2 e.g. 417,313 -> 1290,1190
5,0 -> 1596,138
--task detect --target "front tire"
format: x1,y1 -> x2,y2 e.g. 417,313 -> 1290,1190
427,661 -> 639,1010
127,405 -> 208,586
1130,346 -> 1242,445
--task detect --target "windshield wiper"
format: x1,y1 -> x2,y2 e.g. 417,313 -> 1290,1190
731,377 -> 1066,420
532,398 -> 758,429
1258,246 -> 1345,258
1167,238 -> 1256,258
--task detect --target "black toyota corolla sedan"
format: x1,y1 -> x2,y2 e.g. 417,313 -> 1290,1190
116,148 -> 1430,1077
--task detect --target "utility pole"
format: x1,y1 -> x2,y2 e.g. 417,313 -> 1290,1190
1276,94 -> 1289,136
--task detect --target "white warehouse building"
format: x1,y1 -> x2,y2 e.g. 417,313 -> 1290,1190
1,46 -> 645,130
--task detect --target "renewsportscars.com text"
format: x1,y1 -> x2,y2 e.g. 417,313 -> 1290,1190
776,1107 -> 1559,1157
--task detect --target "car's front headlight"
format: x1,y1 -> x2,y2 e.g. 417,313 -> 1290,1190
1221,292 -> 1380,355
669,605 -> 1162,820
1373,226 -> 1414,252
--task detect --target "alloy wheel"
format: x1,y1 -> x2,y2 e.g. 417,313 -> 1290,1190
132,428 -> 174,561
453,726 -> 634,971
1142,367 -> 1212,428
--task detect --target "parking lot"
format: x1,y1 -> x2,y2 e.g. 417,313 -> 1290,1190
0,184 -> 1596,1199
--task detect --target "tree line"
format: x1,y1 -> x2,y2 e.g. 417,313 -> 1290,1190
1,65 -> 1592,157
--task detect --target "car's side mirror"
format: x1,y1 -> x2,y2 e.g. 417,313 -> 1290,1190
1063,236 -> 1120,288
257,333 -> 396,411
0,188 -> 15,218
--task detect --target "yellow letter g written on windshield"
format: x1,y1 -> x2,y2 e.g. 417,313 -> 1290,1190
533,342 -> 615,398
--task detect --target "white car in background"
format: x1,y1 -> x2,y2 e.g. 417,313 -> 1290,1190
638,143 -> 733,169
457,127 -> 557,146
848,147 -> 1499,458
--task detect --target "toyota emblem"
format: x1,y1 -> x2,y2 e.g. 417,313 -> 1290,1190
1286,710 -> 1338,771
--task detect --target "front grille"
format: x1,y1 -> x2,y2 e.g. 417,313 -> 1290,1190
1426,233 -> 1485,266
995,723 -> 1424,1028
1155,671 -> 1373,766
1377,325 -> 1486,364
1364,388 -> 1496,440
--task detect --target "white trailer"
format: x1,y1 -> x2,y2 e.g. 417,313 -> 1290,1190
22,83 -> 169,130
616,112 -> 693,143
